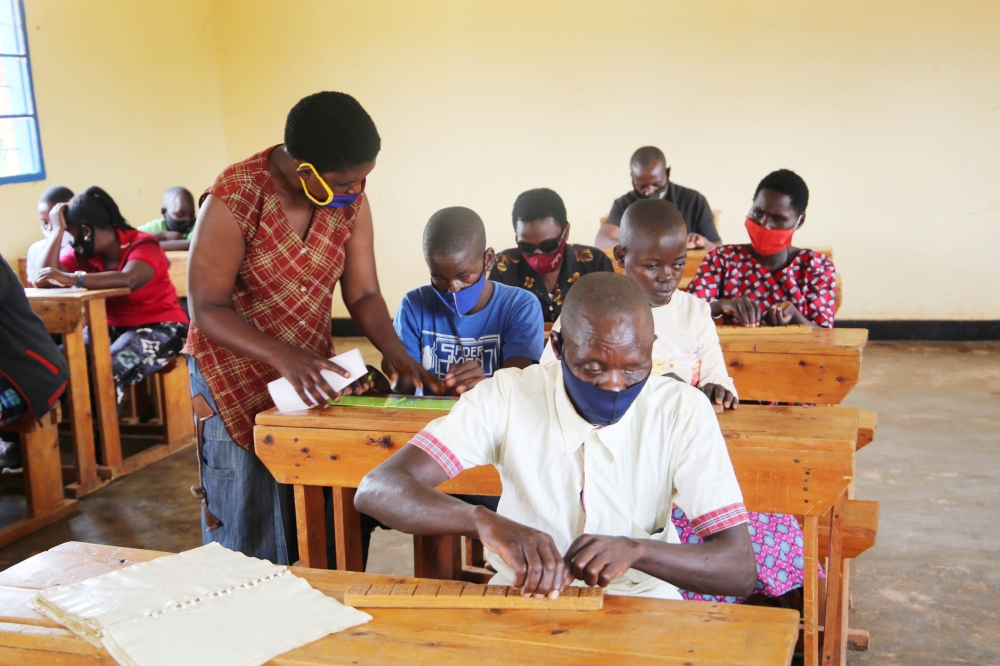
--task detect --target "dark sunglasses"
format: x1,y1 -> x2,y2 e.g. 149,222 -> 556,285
517,226 -> 567,255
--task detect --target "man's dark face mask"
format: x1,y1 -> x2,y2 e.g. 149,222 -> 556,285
165,214 -> 195,235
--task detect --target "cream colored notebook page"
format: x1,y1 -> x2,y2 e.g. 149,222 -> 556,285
31,542 -> 371,666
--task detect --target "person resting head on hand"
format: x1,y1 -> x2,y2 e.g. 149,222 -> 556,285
137,187 -> 197,251
393,206 -> 543,397
25,185 -> 75,283
541,198 -> 738,410
357,272 -> 757,601
687,169 -> 837,328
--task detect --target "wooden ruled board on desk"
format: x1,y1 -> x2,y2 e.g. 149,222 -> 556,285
717,324 -> 814,335
345,582 -> 603,610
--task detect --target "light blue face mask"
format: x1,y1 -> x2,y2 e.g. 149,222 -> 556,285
433,270 -> 487,316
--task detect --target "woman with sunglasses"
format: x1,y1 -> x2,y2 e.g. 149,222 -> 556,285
185,91 -> 441,565
687,170 -> 836,328
490,188 -> 614,323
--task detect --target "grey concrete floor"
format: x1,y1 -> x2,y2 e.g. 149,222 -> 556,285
0,340 -> 996,664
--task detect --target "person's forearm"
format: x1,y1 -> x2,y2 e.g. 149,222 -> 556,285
39,235 -> 65,271
701,239 -> 719,252
631,532 -> 756,597
710,300 -> 724,318
80,270 -> 147,290
193,303 -> 295,368
355,467 -> 483,536
346,291 -> 408,356
594,224 -> 620,249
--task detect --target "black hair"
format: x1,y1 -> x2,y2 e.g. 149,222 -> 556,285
630,146 -> 666,168
65,186 -> 134,231
423,207 -> 486,258
619,199 -> 686,249
754,169 -> 809,215
39,185 -> 74,207
511,188 -> 567,230
284,91 -> 381,173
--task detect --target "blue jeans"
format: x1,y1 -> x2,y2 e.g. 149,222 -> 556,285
188,356 -> 297,564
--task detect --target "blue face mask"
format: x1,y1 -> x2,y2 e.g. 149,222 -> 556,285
560,354 -> 649,426
298,161 -> 366,209
433,269 -> 487,316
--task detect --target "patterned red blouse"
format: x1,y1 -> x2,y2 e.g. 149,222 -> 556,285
185,147 -> 361,450
687,245 -> 837,328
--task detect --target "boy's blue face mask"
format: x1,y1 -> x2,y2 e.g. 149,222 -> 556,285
434,270 -> 486,317
559,344 -> 649,426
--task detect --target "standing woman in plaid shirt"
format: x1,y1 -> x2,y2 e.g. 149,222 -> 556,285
185,92 -> 443,564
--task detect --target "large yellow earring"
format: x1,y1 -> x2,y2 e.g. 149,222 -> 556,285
297,162 -> 334,206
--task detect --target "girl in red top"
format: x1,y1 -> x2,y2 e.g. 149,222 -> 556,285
33,187 -> 189,404
687,169 -> 836,328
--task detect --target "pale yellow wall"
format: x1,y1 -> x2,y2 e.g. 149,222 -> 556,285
207,0 -> 1000,320
5,1 -> 998,321
0,0 -> 228,266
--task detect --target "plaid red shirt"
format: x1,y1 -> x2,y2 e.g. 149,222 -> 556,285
186,147 -> 361,450
687,245 -> 836,327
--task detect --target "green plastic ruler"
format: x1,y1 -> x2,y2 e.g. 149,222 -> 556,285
326,395 -> 456,412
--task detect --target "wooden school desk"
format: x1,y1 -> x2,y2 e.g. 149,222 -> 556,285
255,401 -> 878,666
718,327 -> 868,404
164,250 -> 187,298
24,287 -> 128,498
0,542 -> 800,665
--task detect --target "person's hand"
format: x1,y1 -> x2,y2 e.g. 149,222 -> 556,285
157,231 -> 184,241
32,267 -> 76,288
443,361 -> 485,395
564,534 -> 643,587
718,297 -> 761,327
381,347 -> 445,395
687,232 -> 707,250
702,383 -> 738,409
359,365 -> 393,394
473,509 -> 573,598
765,301 -> 796,326
268,345 -> 353,407
42,202 -> 68,239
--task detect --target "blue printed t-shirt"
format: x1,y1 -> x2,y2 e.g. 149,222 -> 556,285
393,281 -> 544,395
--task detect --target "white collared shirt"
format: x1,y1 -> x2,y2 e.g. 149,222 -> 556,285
411,362 -> 747,599
540,290 -> 737,395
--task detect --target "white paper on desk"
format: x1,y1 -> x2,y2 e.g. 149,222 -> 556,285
267,348 -> 368,413
30,542 -> 371,666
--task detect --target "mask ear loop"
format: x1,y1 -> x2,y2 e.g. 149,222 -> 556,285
297,162 -> 335,206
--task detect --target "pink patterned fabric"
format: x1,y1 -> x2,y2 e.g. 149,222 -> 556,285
687,245 -> 836,327
411,430 -> 464,478
673,507 -> 821,603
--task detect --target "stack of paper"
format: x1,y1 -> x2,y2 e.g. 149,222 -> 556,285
268,348 -> 369,412
31,542 -> 371,666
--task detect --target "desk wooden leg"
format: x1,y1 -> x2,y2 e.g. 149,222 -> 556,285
822,493 -> 848,666
160,359 -> 194,449
294,485 -> 327,569
63,323 -> 100,497
803,514 -> 820,666
413,535 -> 461,580
86,299 -> 122,471
333,487 -> 364,572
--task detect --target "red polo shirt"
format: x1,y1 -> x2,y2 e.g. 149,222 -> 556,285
60,229 -> 189,328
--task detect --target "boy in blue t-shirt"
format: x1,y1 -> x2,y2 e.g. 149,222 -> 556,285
394,206 -> 543,396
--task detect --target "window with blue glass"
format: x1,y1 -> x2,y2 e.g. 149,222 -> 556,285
0,0 -> 43,184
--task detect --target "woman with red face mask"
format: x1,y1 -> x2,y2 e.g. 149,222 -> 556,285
687,170 -> 837,328
490,188 -> 614,323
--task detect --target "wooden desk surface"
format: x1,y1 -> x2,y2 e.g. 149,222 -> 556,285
23,286 -> 130,302
164,250 -> 188,298
257,402 -> 859,451
718,327 -> 867,356
0,542 -> 799,666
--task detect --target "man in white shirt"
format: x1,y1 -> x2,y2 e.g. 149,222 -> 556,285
356,272 -> 756,600
542,198 -> 738,409
25,186 -> 74,283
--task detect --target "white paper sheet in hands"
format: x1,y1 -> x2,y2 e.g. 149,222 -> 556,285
31,542 -> 371,666
267,347 -> 369,413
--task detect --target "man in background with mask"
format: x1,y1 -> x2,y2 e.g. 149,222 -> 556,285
137,186 -> 197,251
595,146 -> 720,251
491,188 -> 613,323
356,272 -> 757,601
